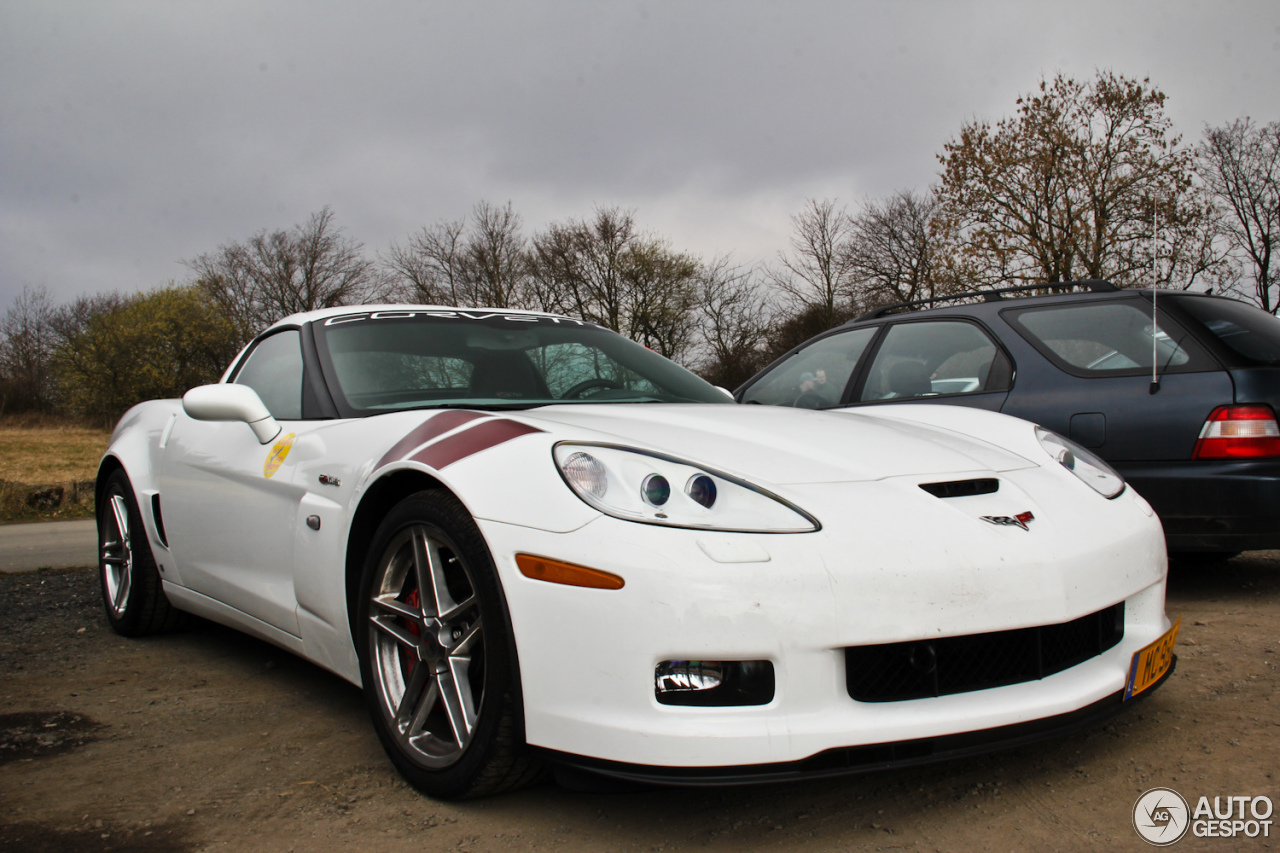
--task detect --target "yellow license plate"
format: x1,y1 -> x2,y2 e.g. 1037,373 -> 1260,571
1124,616 -> 1180,701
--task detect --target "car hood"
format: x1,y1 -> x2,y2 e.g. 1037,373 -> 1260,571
521,404 -> 1038,485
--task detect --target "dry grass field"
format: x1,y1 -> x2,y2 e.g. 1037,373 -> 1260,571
0,417 -> 111,522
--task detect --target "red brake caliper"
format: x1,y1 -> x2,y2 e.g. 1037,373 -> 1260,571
404,589 -> 421,677
403,589 -> 444,717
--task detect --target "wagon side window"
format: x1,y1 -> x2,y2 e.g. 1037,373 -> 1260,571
233,330 -> 304,420
739,327 -> 877,407
859,321 -> 1009,402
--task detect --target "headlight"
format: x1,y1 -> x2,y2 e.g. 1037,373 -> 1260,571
1035,427 -> 1125,499
553,442 -> 819,532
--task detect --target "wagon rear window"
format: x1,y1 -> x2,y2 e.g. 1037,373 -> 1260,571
1173,294 -> 1280,366
1006,300 -> 1213,377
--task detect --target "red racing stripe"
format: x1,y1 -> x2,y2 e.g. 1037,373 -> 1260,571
375,410 -> 488,470
409,419 -> 544,469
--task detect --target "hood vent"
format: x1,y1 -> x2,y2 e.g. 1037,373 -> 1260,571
919,478 -> 999,499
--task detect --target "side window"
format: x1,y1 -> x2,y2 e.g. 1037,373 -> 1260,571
234,330 -> 303,419
1007,300 -> 1212,376
740,327 -> 877,407
859,321 -> 1008,402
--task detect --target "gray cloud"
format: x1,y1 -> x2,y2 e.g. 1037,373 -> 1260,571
2,0 -> 1278,308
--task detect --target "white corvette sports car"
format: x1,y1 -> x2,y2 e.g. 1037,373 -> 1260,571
97,305 -> 1178,798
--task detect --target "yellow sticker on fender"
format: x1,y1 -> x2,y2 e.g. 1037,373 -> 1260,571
1124,616 -> 1180,701
263,433 -> 297,478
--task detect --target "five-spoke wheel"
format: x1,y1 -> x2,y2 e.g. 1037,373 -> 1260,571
357,489 -> 543,798
367,522 -> 485,768
97,469 -> 184,636
100,489 -> 134,619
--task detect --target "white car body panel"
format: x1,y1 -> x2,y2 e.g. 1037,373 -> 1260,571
159,417 -> 302,635
99,305 -> 1173,782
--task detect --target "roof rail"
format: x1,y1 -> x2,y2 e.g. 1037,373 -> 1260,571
856,280 -> 1119,321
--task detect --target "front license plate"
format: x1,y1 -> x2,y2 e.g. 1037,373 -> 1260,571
1124,616 -> 1181,701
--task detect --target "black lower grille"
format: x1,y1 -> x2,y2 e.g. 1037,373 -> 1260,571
845,602 -> 1124,702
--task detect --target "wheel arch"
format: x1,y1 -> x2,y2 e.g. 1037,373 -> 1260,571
96,454 -> 126,508
344,468 -> 454,640
346,468 -> 545,796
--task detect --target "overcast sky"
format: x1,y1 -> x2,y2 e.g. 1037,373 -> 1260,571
3,1 -> 1278,311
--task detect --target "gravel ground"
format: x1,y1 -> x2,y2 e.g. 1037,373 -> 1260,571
0,557 -> 1276,853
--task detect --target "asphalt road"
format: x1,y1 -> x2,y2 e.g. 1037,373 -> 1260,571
0,519 -> 97,573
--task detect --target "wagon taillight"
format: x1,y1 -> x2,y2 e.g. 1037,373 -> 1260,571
1193,405 -> 1280,459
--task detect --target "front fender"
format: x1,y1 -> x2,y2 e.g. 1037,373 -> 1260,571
99,400 -> 184,580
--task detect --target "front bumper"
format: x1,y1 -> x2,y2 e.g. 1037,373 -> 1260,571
477,469 -> 1170,770
540,662 -> 1175,786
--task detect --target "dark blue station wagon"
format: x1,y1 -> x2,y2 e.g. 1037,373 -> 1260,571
737,282 -> 1280,557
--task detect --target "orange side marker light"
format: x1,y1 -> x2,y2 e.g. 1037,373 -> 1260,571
515,554 -> 625,590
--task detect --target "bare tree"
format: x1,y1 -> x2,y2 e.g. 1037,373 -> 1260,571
769,199 -> 859,329
846,189 -> 944,307
1198,118 -> 1280,312
464,201 -> 529,308
186,207 -> 385,342
552,207 -> 635,331
527,207 -> 702,361
383,201 -> 530,309
623,240 -> 701,360
694,258 -> 774,389
523,220 -> 579,315
383,217 -> 467,305
0,286 -> 57,413
937,72 -> 1215,288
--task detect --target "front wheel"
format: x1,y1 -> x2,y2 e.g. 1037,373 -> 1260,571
356,489 -> 544,798
97,468 -> 185,636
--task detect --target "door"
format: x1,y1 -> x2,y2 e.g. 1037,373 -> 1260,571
158,329 -> 308,635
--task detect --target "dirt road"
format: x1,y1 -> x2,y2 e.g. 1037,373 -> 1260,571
1,557 -> 1276,853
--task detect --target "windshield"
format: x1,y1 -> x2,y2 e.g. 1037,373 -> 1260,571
312,310 -> 731,416
1174,294 -> 1280,366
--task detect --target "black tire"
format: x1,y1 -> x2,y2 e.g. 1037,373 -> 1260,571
97,469 -> 186,636
355,489 -> 545,799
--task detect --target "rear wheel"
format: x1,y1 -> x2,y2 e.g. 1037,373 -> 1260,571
356,489 -> 544,798
97,469 -> 185,636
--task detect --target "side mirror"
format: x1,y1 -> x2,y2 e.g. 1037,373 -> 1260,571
182,384 -> 282,444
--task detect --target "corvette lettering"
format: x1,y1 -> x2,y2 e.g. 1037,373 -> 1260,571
325,311 -> 595,327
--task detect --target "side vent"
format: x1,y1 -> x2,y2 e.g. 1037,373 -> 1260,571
150,494 -> 169,548
919,478 -> 999,499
